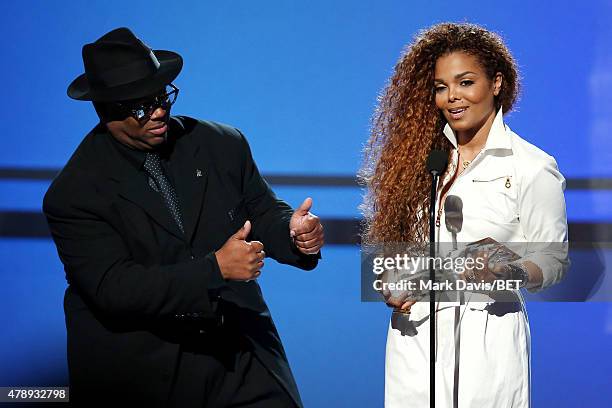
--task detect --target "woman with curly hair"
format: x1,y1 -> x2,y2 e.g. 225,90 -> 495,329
360,23 -> 568,407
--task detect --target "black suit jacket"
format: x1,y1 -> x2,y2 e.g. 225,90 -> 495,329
43,116 -> 319,407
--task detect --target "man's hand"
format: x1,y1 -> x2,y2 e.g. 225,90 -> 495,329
289,197 -> 324,255
215,220 -> 265,281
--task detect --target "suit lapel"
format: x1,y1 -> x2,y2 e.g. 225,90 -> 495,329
99,116 -> 209,243
99,125 -> 185,241
170,140 -> 209,243
117,174 -> 185,240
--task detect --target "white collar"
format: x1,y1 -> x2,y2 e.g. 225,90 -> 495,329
442,108 -> 511,151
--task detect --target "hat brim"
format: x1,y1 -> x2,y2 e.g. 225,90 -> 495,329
67,50 -> 183,102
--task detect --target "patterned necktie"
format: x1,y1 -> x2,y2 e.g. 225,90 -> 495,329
143,152 -> 185,234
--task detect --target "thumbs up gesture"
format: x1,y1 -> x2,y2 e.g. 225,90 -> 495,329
215,220 -> 266,281
289,197 -> 324,255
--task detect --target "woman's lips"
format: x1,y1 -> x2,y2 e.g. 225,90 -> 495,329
148,124 -> 167,135
448,107 -> 468,120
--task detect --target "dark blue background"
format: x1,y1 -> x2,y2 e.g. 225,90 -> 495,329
1,1 -> 611,406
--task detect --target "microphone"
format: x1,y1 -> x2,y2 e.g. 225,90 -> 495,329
427,150 -> 448,176
444,195 -> 463,250
426,149 -> 448,246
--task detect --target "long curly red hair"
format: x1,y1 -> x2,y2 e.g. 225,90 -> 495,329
359,22 -> 520,245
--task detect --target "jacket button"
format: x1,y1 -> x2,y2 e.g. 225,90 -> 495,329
190,255 -> 195,260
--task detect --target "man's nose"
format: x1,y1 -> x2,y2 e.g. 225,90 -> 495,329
150,106 -> 167,121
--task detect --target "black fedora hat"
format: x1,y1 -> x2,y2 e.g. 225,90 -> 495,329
67,27 -> 183,102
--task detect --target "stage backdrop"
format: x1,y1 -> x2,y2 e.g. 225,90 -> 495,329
1,1 -> 611,406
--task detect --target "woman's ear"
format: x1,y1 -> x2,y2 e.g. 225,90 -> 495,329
493,72 -> 503,96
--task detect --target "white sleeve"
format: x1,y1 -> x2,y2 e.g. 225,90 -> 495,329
518,156 -> 570,292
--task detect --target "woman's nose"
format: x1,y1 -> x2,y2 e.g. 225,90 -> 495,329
448,86 -> 461,102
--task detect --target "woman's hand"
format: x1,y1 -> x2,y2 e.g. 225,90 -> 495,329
460,244 -> 540,289
382,288 -> 418,312
461,250 -> 502,283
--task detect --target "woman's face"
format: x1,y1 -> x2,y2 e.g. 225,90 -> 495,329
434,51 -> 502,138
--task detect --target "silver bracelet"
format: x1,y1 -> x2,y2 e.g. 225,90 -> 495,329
505,262 -> 530,288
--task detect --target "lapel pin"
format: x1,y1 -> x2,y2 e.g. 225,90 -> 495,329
196,169 -> 203,178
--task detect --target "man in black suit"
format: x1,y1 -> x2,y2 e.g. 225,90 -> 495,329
43,27 -> 324,407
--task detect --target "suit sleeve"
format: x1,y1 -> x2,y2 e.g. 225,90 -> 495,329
518,157 -> 570,292
43,173 -> 224,321
235,129 -> 320,270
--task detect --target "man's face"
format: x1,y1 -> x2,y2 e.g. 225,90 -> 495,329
106,105 -> 169,151
103,85 -> 177,151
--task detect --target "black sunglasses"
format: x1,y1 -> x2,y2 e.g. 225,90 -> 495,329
115,83 -> 179,123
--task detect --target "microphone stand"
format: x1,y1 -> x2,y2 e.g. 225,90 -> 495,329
445,195 -> 464,408
426,150 -> 448,408
428,170 -> 439,408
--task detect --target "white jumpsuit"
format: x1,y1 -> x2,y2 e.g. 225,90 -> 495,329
384,110 -> 569,408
